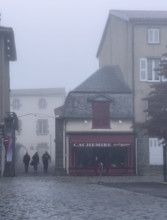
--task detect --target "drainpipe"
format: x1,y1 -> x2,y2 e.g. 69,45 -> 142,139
132,23 -> 137,175
63,119 -> 66,172
1,138 -> 5,176
135,138 -> 138,175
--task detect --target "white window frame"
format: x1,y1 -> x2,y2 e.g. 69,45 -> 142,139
140,58 -> 160,82
148,29 -> 160,44
38,98 -> 47,109
149,138 -> 163,165
36,119 -> 49,135
11,98 -> 21,110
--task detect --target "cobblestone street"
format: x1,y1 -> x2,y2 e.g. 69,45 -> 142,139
0,175 -> 167,220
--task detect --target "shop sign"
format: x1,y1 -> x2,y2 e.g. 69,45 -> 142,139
73,142 -> 130,147
113,143 -> 130,147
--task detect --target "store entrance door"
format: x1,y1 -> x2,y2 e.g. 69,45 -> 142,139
95,148 -> 108,171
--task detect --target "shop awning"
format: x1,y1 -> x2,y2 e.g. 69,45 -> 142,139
69,134 -> 134,147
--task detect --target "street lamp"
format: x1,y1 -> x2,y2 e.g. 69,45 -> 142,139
3,112 -> 18,177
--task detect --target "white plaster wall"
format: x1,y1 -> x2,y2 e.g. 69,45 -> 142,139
10,93 -> 65,166
66,119 -> 133,132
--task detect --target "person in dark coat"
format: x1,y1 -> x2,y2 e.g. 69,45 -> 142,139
31,152 -> 39,173
42,151 -> 51,173
23,152 -> 31,173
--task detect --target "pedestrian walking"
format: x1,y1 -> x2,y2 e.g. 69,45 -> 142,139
42,151 -> 51,173
98,161 -> 103,176
23,152 -> 31,173
31,152 -> 39,173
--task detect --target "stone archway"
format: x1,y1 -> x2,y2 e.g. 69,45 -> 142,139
15,143 -> 27,174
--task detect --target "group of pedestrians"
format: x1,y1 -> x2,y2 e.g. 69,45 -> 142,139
23,151 -> 51,174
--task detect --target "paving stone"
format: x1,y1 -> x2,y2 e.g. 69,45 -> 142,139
0,176 -> 167,220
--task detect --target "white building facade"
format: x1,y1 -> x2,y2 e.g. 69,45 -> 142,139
10,88 -> 66,173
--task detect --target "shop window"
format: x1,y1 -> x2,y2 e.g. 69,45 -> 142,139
92,101 -> 110,128
36,119 -> 49,135
75,147 -> 94,167
38,98 -> 47,109
109,147 -> 128,168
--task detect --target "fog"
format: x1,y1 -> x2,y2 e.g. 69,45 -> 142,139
1,0 -> 167,92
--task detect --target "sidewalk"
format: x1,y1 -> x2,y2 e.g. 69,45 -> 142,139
53,174 -> 164,184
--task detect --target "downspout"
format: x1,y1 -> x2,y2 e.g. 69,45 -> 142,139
132,22 -> 137,175
135,138 -> 138,175
1,138 -> 5,176
63,119 -> 66,172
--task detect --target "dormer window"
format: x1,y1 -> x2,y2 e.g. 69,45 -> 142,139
92,101 -> 110,128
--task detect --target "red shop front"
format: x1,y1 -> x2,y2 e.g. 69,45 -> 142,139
69,134 -> 135,176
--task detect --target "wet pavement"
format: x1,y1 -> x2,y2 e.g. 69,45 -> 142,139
0,175 -> 167,220
101,182 -> 167,199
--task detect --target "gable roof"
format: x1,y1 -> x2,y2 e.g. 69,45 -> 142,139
97,10 -> 167,57
62,93 -> 133,119
73,65 -> 131,93
61,66 -> 133,119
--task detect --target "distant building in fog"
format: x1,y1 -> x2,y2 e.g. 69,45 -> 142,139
10,88 -> 66,173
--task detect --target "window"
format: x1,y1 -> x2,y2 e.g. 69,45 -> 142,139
149,138 -> 163,165
140,58 -> 160,82
148,29 -> 160,44
75,147 -> 94,168
38,98 -> 47,109
11,99 -> 21,110
36,119 -> 49,135
92,101 -> 110,128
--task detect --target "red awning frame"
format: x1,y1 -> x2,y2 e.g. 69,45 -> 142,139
69,134 -> 134,147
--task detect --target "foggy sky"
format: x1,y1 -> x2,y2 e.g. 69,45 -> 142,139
1,0 -> 167,92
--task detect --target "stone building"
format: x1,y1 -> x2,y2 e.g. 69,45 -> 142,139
0,26 -> 17,175
55,66 -> 134,175
10,88 -> 66,173
96,10 -> 167,175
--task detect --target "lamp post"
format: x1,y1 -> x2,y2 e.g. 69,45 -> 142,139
3,112 -> 18,177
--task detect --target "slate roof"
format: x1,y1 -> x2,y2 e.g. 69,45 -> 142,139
62,66 -> 133,119
73,66 -> 131,93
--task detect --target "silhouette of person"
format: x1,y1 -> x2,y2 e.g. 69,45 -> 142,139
42,151 -> 51,173
31,152 -> 39,173
23,152 -> 30,173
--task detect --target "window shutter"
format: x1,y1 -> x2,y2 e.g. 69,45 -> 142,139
148,29 -> 153,43
140,58 -> 147,81
92,101 -> 110,128
154,29 -> 159,43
